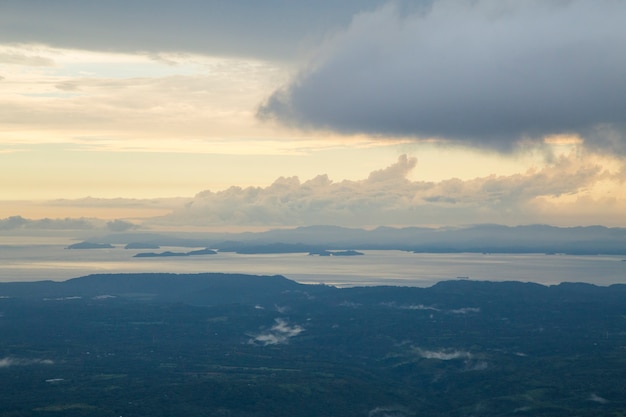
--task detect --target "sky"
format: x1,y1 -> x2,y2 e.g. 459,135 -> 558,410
1,0 -> 625,229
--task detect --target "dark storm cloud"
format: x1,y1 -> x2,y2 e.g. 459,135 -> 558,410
0,0 -> 429,60
259,0 -> 626,154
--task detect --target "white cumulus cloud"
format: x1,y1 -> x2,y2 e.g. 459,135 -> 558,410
156,152 -> 625,227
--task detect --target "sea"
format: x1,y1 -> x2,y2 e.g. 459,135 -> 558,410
0,240 -> 624,287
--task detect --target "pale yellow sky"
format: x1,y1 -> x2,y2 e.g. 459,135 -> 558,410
0,46 -> 560,199
1,3 -> 625,228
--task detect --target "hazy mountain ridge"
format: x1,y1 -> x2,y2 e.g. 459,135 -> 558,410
87,224 -> 626,254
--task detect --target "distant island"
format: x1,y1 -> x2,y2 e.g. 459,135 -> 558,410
92,224 -> 626,255
66,241 -> 114,249
133,248 -> 217,258
309,250 -> 364,256
133,251 -> 187,258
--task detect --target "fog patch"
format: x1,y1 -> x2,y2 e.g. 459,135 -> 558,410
589,393 -> 609,404
390,303 -> 478,314
250,319 -> 304,346
43,296 -> 82,301
402,304 -> 440,311
92,295 -> 116,300
0,357 -> 54,368
339,301 -> 362,308
274,305 -> 290,314
449,307 -> 480,314
415,348 -> 471,361
368,405 -> 413,417
45,378 -> 65,383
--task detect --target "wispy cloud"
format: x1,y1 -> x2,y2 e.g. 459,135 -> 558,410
396,304 -> 479,314
368,405 -> 413,417
400,304 -> 440,311
0,46 -> 287,148
0,216 -> 96,231
589,393 -> 609,404
250,318 -> 304,346
449,307 -> 480,315
0,49 -> 55,67
43,296 -> 82,301
0,357 -> 54,368
415,348 -> 471,361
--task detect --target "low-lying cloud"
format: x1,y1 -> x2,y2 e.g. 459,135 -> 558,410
3,151 -> 622,230
397,304 -> 479,314
0,216 -> 95,231
250,318 -> 304,346
449,307 -> 480,315
0,357 -> 54,368
259,0 -> 626,154
368,405 -> 413,417
0,215 -> 137,232
159,152 -> 624,227
588,393 -> 609,404
415,348 -> 471,361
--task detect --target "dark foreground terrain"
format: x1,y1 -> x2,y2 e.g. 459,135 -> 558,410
1,273 -> 625,416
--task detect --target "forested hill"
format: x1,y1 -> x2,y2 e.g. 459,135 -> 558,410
1,272 -> 625,306
1,273 -> 626,416
0,273 -> 303,305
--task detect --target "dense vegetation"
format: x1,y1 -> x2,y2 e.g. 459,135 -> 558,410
1,273 -> 625,416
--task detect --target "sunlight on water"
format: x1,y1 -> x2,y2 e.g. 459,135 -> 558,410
0,244 -> 624,287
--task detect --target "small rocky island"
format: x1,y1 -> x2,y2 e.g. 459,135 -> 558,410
308,250 -> 364,256
66,241 -> 114,249
133,248 -> 217,258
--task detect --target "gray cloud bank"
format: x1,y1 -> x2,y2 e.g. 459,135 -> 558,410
0,0 -> 413,61
159,154 -> 623,227
259,0 -> 626,154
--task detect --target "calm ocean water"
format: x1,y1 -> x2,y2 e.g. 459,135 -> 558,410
0,242 -> 624,287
